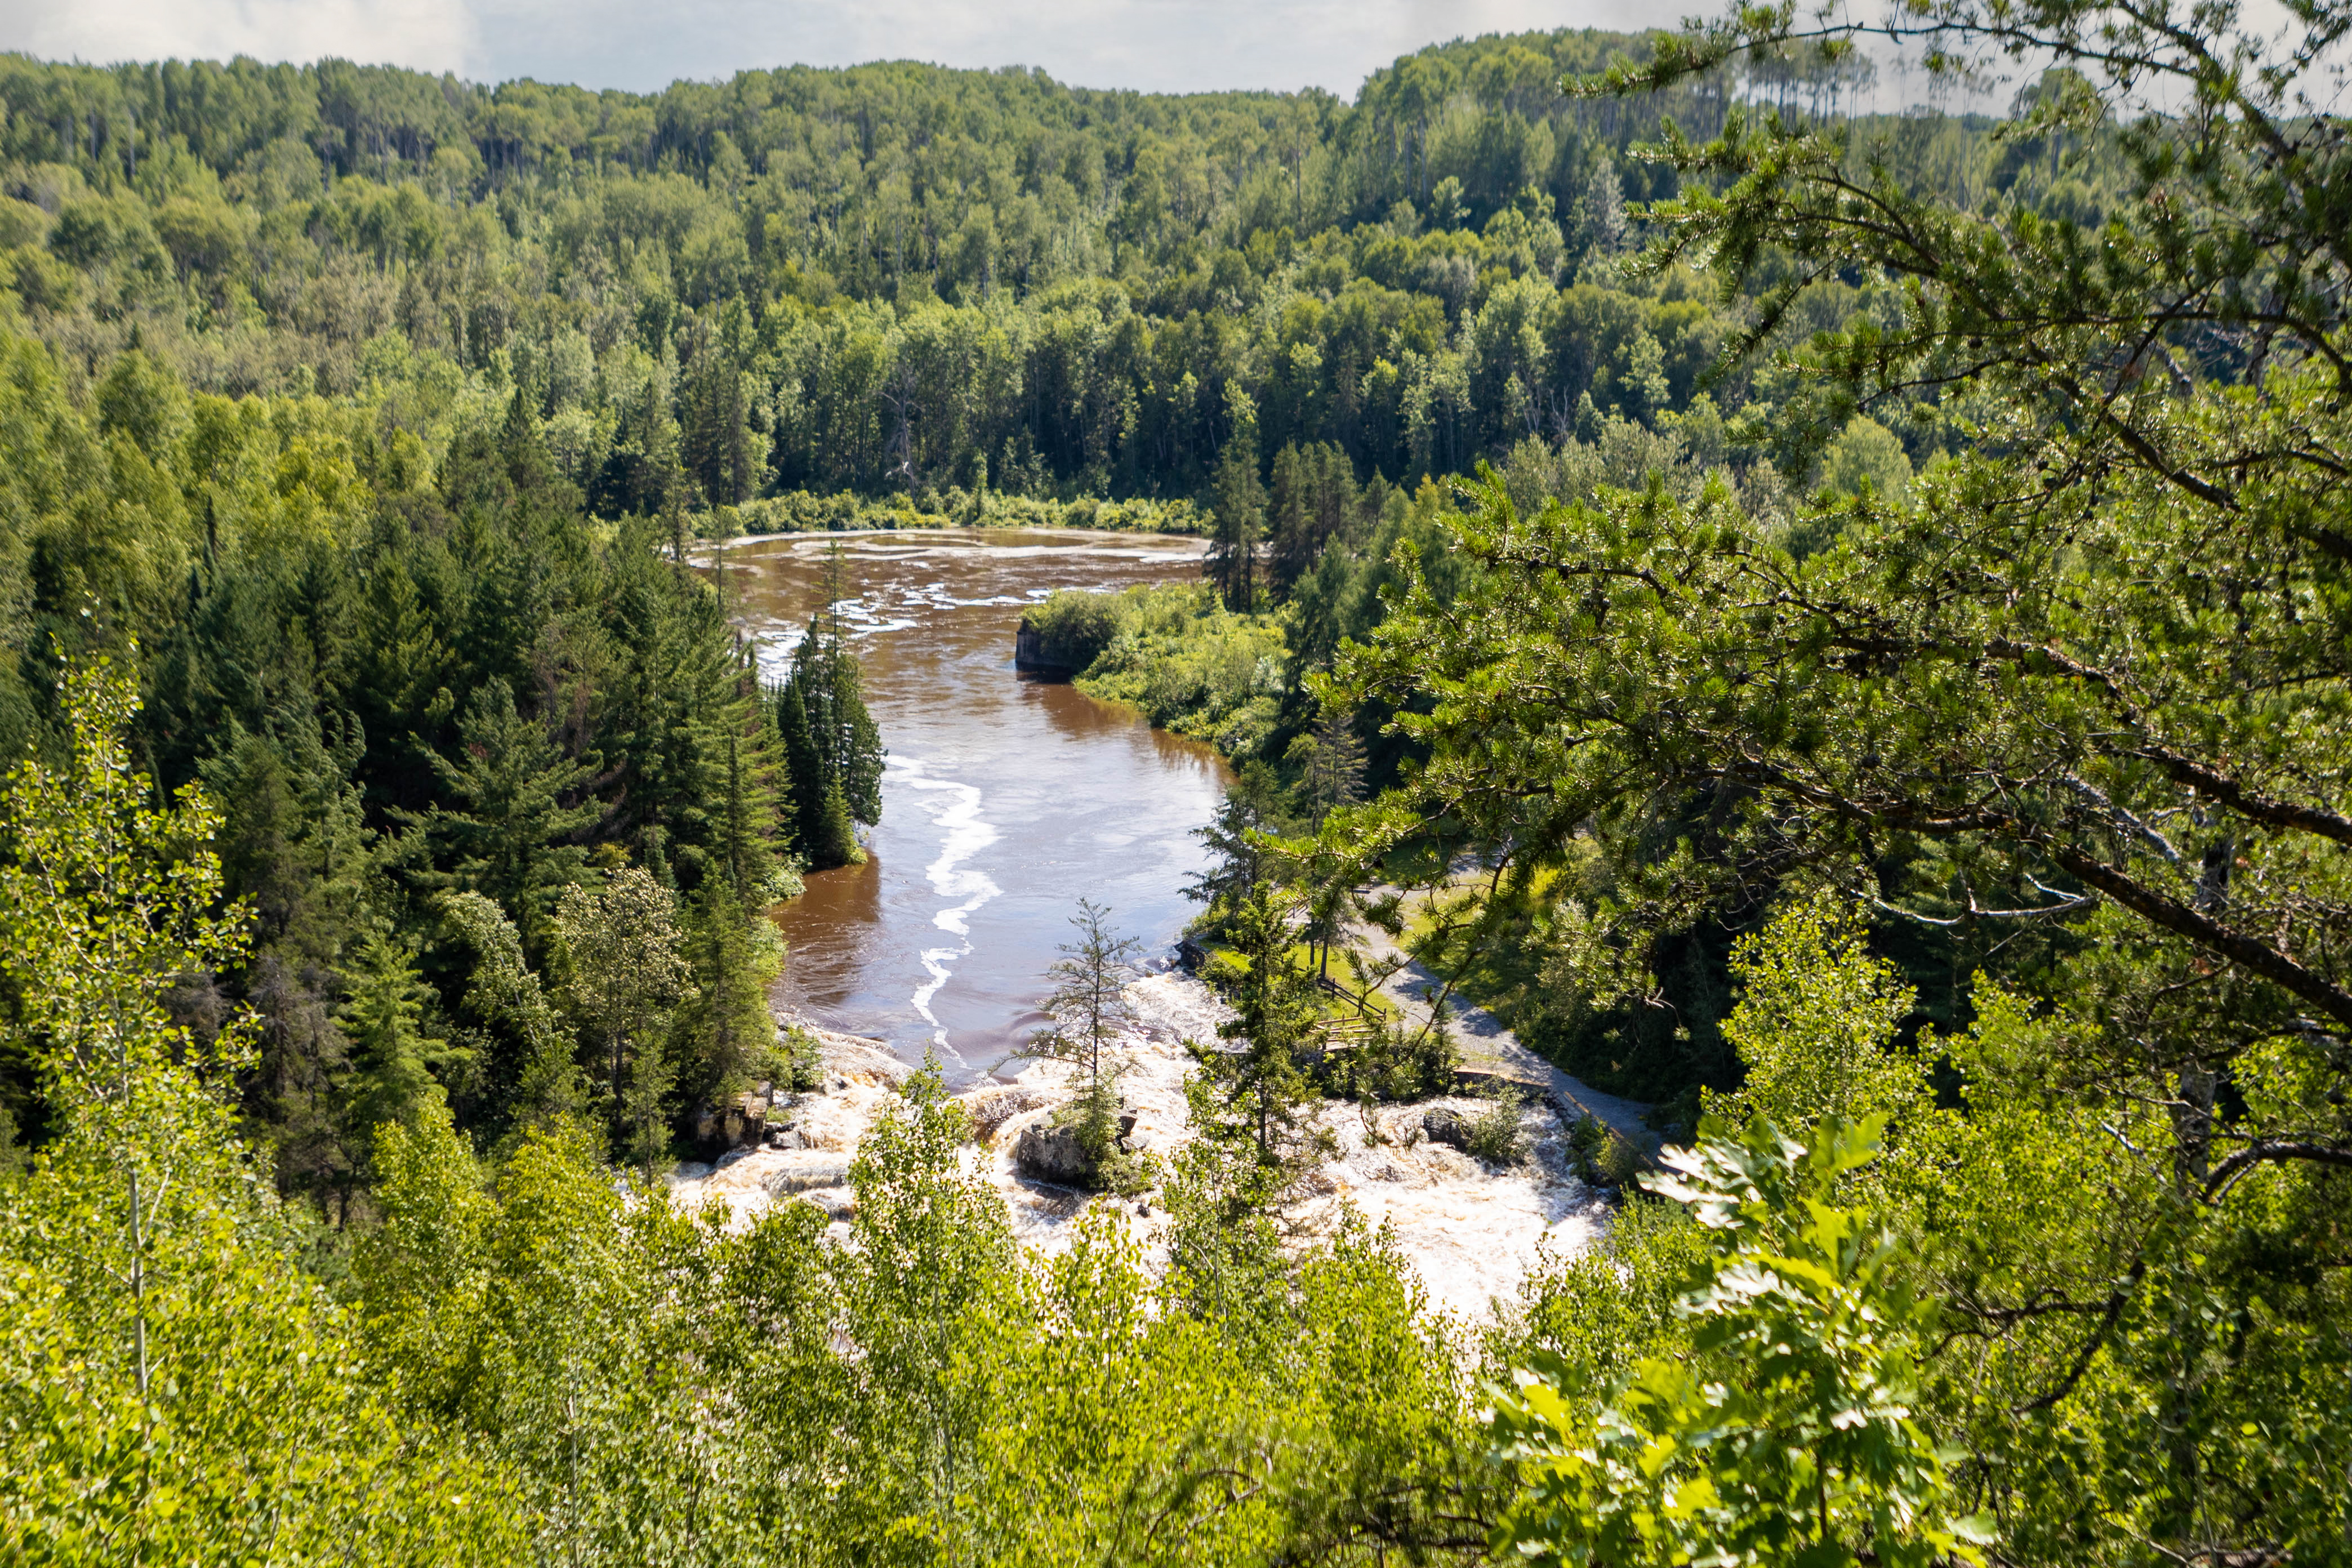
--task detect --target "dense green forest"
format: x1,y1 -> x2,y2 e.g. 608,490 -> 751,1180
0,23 -> 1921,516
2,0 -> 2349,1562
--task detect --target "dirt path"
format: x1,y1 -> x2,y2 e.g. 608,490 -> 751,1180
1347,916 -> 1657,1150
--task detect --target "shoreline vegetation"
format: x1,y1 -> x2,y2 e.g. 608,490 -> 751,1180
706,488 -> 1209,537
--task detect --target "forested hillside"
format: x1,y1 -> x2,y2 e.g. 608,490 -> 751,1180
0,23 -> 1966,1184
1,28 -> 1950,515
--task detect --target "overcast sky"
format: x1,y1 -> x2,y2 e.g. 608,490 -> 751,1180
3,0 -> 1685,97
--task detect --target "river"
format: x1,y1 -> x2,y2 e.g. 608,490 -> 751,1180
714,527 -> 1230,1081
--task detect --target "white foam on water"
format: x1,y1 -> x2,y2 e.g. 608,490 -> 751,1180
893,754 -> 1001,1063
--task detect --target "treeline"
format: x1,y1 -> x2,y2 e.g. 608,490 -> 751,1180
0,32 -> 2056,515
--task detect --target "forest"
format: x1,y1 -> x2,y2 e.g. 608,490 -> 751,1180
1,0 -> 2347,1562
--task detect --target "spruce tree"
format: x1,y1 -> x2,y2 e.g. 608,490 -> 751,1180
1188,889 -> 1328,1177
774,676 -> 826,861
1025,900 -> 1143,1181
777,545 -> 884,868
681,338 -> 755,509
675,879 -> 783,1118
1299,708 -> 1367,828
420,682 -> 599,953
810,779 -> 861,870
338,929 -> 456,1184
1208,446 -> 1264,612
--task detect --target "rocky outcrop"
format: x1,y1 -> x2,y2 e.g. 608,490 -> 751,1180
964,1085 -> 1050,1144
1421,1106 -> 1471,1151
1014,620 -> 1074,675
694,1083 -> 777,1152
1014,1111 -> 1136,1188
760,1152 -> 854,1195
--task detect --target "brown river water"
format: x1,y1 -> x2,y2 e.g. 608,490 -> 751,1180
711,528 -> 1230,1083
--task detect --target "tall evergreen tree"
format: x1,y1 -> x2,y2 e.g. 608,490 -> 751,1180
338,928 -> 458,1192
1188,889 -> 1328,1175
420,681 -> 600,952
681,340 -> 755,509
776,545 -> 885,867
1208,445 -> 1266,612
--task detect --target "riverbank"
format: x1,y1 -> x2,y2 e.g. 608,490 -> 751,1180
1020,581 -> 1291,757
696,488 -> 1208,540
668,969 -> 1611,1321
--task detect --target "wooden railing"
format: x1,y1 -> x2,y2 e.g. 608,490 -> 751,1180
1311,972 -> 1381,1051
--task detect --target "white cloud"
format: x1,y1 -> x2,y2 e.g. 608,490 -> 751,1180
0,0 -> 1665,95
491,0 -> 1667,95
5,0 -> 482,74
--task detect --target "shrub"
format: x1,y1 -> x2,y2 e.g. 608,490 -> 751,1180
1022,589 -> 1125,670
1597,1128 -> 1645,1188
1466,1097 -> 1528,1166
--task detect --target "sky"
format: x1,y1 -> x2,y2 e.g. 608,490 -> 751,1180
1,0 -> 1675,97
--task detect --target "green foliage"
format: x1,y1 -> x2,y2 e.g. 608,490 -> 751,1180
673,877 -> 785,1118
553,866 -> 694,1165
1500,1190 -> 1709,1397
1320,1016 -> 1458,1103
0,284 -> 799,1180
418,680 -> 600,947
1464,1094 -> 1529,1166
779,1022 -> 824,1091
1818,414 -> 1912,506
1018,587 -> 1126,671
774,547 -> 884,869
1,18 -> 2344,1564
339,926 -> 460,1172
1492,1115 -> 1989,1568
0,28 -> 1980,524
1710,896 -> 1925,1134
1190,890 -> 1331,1177
364,1102 -> 756,1562
1063,581 -> 1289,754
0,653 -> 522,1560
435,889 -> 588,1144
1026,897 -> 1142,1089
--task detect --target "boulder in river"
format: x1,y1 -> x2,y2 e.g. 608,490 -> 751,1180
1014,1111 -> 1137,1188
761,1152 -> 853,1195
1421,1106 -> 1472,1151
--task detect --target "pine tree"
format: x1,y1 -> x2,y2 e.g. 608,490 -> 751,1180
1205,378 -> 1266,611
1025,901 -> 1144,1179
675,879 -> 783,1119
435,890 -> 585,1144
681,340 -> 755,509
1188,889 -> 1328,1176
1300,707 -> 1367,828
1208,444 -> 1265,612
1027,899 -> 1143,1090
1182,766 -> 1289,932
1266,442 -> 1361,601
776,545 -> 884,868
421,682 -> 600,952
775,676 -> 826,861
339,929 -> 458,1183
810,779 -> 861,870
